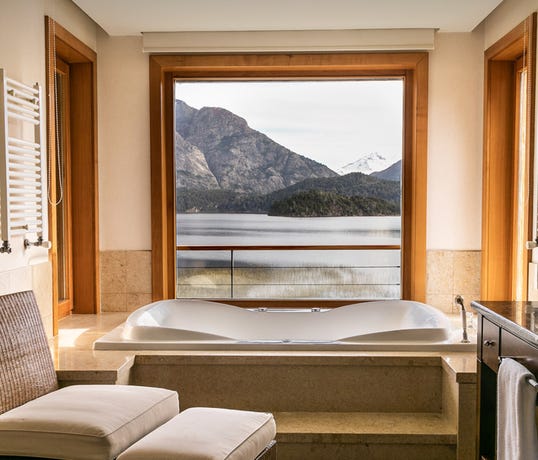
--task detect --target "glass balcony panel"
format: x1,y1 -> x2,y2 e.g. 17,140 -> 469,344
176,249 -> 400,300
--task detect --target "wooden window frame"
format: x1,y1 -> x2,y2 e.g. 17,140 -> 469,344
481,13 -> 536,300
45,17 -> 100,333
149,53 -> 428,302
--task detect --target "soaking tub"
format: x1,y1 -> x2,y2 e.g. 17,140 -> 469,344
94,299 -> 475,351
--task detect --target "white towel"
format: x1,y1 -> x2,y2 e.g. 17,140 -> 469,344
497,358 -> 538,460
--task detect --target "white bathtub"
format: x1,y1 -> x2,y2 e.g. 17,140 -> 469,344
94,299 -> 475,351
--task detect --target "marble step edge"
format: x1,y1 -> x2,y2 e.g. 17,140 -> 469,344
274,411 -> 457,445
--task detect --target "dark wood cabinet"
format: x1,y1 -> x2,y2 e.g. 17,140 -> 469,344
472,301 -> 538,460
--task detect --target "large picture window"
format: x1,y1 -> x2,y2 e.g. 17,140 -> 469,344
150,53 -> 428,304
175,79 -> 403,299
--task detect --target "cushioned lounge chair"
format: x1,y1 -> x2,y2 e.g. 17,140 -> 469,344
0,291 -> 179,459
0,290 -> 276,460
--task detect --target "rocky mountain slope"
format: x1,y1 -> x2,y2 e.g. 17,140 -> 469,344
175,100 -> 337,194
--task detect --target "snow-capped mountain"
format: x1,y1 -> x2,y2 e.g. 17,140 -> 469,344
337,153 -> 391,175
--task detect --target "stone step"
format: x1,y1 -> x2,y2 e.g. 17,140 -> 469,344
274,411 -> 457,460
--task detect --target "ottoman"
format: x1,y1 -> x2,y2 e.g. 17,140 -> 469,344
117,407 -> 277,460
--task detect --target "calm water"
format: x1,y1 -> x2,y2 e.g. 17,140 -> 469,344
177,213 -> 401,246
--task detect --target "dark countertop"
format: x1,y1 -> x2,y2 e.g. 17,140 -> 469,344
471,300 -> 538,347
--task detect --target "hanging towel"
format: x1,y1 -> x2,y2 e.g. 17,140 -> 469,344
497,358 -> 538,460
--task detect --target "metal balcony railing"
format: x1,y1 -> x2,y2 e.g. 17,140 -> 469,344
176,245 -> 401,300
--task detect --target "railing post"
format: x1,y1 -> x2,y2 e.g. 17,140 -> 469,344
230,249 -> 234,298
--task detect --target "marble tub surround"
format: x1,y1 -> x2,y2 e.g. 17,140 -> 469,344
426,250 -> 481,314
51,312 -> 133,385
54,312 -> 477,459
100,250 -> 152,312
441,354 -> 477,459
275,412 -> 457,460
131,354 -> 443,412
53,312 -> 476,386
55,352 -> 135,386
131,353 -> 476,459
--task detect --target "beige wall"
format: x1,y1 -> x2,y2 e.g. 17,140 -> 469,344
0,0 -> 97,335
97,34 -> 151,250
427,31 -> 484,250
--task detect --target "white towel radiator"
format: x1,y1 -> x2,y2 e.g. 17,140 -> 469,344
0,69 -> 44,253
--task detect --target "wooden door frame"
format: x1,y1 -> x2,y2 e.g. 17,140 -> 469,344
149,52 -> 428,302
53,57 -> 74,319
45,17 -> 100,333
481,13 -> 536,300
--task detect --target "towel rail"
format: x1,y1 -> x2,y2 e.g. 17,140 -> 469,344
9,164 -> 41,172
7,138 -> 39,148
6,77 -> 39,94
8,146 -> 40,157
9,171 -> 40,179
6,111 -> 39,125
499,356 -> 538,391
7,103 -> 39,118
6,94 -> 39,110
8,157 -> 41,167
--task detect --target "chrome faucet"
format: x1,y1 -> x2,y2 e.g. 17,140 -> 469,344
454,295 -> 470,343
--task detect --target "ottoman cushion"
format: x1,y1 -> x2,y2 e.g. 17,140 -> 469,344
117,407 -> 276,460
0,384 -> 179,460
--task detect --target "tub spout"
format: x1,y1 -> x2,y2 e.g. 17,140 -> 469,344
454,295 -> 470,343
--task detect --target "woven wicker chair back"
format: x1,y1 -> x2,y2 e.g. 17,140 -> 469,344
0,290 -> 58,414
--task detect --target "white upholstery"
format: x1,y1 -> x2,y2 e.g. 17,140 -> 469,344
117,407 -> 277,460
0,384 -> 179,460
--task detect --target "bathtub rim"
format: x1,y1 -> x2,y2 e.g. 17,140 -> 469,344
94,321 -> 476,351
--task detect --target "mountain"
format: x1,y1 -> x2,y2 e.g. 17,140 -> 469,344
336,152 -> 390,175
370,160 -> 402,182
174,99 -> 401,217
175,100 -> 338,194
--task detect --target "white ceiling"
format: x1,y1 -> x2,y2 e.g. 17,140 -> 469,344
72,0 -> 504,36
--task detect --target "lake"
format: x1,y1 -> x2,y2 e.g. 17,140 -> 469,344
177,213 -> 401,246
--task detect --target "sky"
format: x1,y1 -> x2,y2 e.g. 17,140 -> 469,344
174,79 -> 403,172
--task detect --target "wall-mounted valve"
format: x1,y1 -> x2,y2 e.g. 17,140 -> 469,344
526,239 -> 538,249
0,240 -> 11,254
24,236 -> 52,250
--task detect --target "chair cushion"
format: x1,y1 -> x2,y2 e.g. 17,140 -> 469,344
0,384 -> 179,460
117,407 -> 276,460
